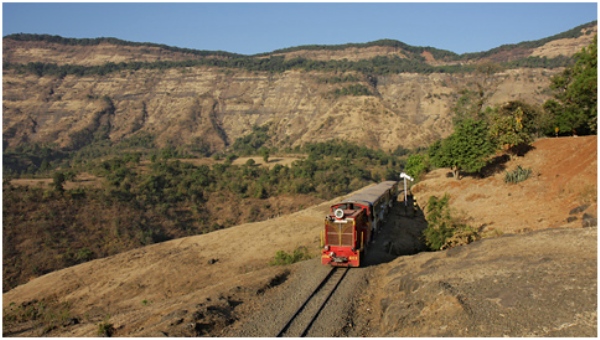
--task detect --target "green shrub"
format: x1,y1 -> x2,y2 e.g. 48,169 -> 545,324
97,321 -> 114,337
423,194 -> 453,250
423,221 -> 455,251
75,247 -> 94,263
504,165 -> 532,184
225,153 -> 238,164
404,154 -> 428,181
232,125 -> 270,156
269,246 -> 312,266
423,194 -> 480,251
329,84 -> 373,98
3,299 -> 73,336
52,171 -> 66,192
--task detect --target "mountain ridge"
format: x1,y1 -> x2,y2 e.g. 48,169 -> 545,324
2,22 -> 597,162
4,20 -> 596,61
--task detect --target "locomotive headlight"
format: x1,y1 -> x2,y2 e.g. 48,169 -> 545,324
329,251 -> 335,257
324,245 -> 330,251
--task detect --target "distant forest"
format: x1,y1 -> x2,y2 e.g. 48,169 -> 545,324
264,21 -> 596,59
1,52 -> 575,78
3,33 -> 244,58
3,21 -> 595,77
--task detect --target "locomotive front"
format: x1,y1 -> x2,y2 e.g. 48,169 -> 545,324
321,203 -> 369,267
321,181 -> 399,267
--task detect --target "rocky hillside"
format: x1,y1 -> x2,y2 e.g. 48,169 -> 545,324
2,23 -> 596,154
352,136 -> 597,337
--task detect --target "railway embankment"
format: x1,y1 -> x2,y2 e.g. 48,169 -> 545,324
346,135 -> 597,336
353,227 -> 597,336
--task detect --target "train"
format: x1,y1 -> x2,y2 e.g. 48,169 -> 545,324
321,181 -> 399,267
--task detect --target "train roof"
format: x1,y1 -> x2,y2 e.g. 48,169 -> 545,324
342,181 -> 397,205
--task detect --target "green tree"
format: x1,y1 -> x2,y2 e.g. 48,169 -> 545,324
423,194 -> 454,251
252,183 -> 268,199
422,193 -> 479,251
52,171 -> 66,192
429,119 -> 495,179
40,159 -> 52,173
544,36 -> 597,135
404,154 -> 428,181
452,88 -> 489,127
260,147 -> 270,163
486,101 -> 542,157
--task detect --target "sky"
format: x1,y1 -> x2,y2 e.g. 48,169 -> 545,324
2,2 -> 598,56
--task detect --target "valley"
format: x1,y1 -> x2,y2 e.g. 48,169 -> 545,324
2,21 -> 597,336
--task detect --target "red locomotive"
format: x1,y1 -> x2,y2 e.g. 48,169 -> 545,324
321,181 -> 398,267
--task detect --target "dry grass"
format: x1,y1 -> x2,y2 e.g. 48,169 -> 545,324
412,136 -> 597,234
2,136 -> 597,337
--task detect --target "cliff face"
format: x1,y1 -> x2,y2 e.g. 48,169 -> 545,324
2,25 -> 596,152
0,67 -> 560,152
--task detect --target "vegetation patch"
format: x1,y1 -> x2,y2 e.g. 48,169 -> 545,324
404,154 -> 428,181
422,194 -> 480,251
269,246 -> 312,266
231,125 -> 271,156
3,298 -> 74,336
504,165 -> 532,184
7,23 -> 593,79
326,84 -> 373,98
97,320 -> 115,337
3,136 -> 411,291
317,74 -> 360,84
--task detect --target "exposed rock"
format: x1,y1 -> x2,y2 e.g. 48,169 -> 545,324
364,227 -> 597,337
570,204 -> 590,215
3,25 -> 596,152
582,213 -> 597,228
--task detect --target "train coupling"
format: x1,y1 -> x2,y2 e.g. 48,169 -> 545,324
328,252 -> 348,263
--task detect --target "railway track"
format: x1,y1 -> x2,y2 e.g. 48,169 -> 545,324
276,267 -> 349,337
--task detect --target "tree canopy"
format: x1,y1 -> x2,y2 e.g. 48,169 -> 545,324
429,118 -> 496,179
486,100 -> 548,157
544,35 -> 597,135
5,27 -> 589,78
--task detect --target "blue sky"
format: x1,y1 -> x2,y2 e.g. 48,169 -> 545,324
2,2 -> 597,56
